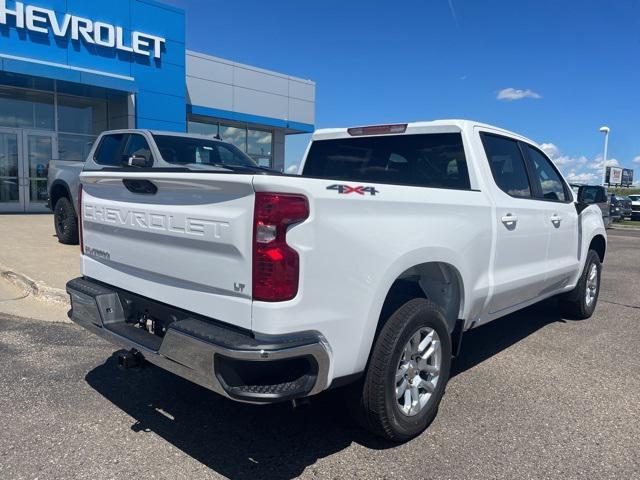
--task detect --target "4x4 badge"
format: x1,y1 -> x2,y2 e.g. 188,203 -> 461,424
327,184 -> 379,196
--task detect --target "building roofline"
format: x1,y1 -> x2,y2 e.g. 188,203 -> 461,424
186,49 -> 315,85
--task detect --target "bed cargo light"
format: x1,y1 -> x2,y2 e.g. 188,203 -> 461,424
347,124 -> 408,136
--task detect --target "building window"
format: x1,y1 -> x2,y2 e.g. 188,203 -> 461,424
57,94 -> 108,135
57,94 -> 108,161
247,129 -> 272,167
219,124 -> 247,151
187,115 -> 274,168
0,86 -> 54,130
58,134 -> 96,162
187,120 -> 218,137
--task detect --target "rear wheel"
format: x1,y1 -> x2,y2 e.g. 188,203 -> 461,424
559,249 -> 601,319
54,197 -> 79,245
354,298 -> 452,442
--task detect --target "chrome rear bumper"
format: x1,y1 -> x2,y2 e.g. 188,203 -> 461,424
67,277 -> 332,403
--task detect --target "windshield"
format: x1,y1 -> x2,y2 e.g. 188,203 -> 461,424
153,135 -> 259,169
629,195 -> 640,201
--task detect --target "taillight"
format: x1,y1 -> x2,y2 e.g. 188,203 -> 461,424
253,192 -> 309,302
78,184 -> 84,254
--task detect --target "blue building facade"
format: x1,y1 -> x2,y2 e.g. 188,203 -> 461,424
0,0 -> 315,211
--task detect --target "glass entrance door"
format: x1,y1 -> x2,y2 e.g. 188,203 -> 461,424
22,131 -> 55,212
0,128 -> 21,212
0,128 -> 55,212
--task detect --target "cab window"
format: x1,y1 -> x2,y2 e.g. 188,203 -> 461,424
93,134 -> 126,166
303,133 -> 471,190
481,133 -> 532,198
122,134 -> 153,165
524,145 -> 569,202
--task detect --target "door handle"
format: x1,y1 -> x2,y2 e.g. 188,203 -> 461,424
550,214 -> 562,226
501,214 -> 518,226
122,179 -> 158,195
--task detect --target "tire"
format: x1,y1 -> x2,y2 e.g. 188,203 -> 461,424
53,196 -> 79,245
559,249 -> 601,319
354,298 -> 452,442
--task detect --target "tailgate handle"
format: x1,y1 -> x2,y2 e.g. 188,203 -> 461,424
122,179 -> 158,195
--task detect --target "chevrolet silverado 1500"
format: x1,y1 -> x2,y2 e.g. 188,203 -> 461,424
67,121 -> 606,441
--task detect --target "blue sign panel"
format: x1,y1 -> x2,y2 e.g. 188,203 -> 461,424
0,0 -> 186,131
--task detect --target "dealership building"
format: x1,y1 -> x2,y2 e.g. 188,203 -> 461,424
0,0 -> 316,212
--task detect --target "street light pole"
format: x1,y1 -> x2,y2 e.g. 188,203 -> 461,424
599,126 -> 610,186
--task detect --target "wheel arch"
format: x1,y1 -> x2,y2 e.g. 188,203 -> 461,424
378,262 -> 465,334
589,234 -> 606,262
357,252 -> 469,371
49,180 -> 74,215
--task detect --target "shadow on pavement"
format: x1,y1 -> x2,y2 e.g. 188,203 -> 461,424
86,357 -> 388,480
85,298 -> 566,480
451,298 -> 566,378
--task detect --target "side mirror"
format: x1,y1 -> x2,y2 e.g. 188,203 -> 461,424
122,155 -> 150,168
575,201 -> 591,215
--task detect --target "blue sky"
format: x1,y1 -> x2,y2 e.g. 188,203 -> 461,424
173,0 -> 640,183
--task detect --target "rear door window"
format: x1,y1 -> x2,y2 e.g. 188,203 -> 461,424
480,133 -> 532,198
302,133 -> 470,189
94,134 -> 126,166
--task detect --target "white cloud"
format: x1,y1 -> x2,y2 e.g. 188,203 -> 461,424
285,164 -> 299,174
564,170 -> 600,184
539,141 -> 640,186
541,142 -> 588,169
497,88 -> 542,101
540,143 -> 560,158
587,154 -> 619,171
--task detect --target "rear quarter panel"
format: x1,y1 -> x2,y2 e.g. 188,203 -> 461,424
251,175 -> 493,379
47,161 -> 83,210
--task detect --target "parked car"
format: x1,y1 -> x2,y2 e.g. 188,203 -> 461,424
610,194 -> 632,221
620,196 -> 634,219
629,194 -> 640,220
570,184 -> 610,227
66,122 -> 606,442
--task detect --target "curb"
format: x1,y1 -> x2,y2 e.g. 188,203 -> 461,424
0,263 -> 70,307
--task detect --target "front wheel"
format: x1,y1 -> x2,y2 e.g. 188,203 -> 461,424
354,298 -> 452,442
559,249 -> 601,319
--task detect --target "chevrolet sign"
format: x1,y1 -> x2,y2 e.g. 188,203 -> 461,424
0,0 -> 166,59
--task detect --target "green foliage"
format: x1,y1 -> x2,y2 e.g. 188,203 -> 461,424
609,187 -> 640,196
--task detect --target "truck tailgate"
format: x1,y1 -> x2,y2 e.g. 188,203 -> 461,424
79,171 -> 255,329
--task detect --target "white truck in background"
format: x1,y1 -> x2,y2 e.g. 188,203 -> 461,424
66,121 -> 606,441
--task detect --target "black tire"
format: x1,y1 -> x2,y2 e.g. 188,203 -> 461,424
559,249 -> 601,319
354,298 -> 452,442
53,196 -> 79,245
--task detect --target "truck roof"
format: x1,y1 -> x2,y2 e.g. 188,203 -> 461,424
98,129 -> 222,141
312,119 -> 537,146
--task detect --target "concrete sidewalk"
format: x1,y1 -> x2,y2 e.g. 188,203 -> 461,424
0,214 -> 79,304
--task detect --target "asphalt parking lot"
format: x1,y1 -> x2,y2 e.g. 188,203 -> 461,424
1,228 -> 639,480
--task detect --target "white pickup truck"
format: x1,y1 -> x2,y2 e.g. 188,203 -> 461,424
67,121 -> 606,441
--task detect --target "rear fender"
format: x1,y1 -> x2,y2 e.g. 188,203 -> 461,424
356,247 -> 471,371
